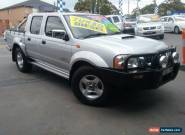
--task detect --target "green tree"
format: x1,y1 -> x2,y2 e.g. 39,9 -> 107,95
74,0 -> 119,15
74,0 -> 92,12
132,0 -> 185,16
140,4 -> 156,14
132,4 -> 155,16
159,0 -> 185,16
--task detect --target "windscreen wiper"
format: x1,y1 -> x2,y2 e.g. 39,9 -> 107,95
83,33 -> 108,39
121,35 -> 135,39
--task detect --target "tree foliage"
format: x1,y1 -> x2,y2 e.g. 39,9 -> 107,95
132,0 -> 185,16
159,0 -> 185,16
140,4 -> 156,14
74,0 -> 119,15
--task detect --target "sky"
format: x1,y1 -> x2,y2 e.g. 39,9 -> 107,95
0,0 -> 185,14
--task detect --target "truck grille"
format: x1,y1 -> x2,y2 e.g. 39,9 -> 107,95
143,26 -> 156,30
126,48 -> 175,71
143,32 -> 156,35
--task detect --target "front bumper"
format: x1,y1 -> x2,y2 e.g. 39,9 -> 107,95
96,63 -> 180,89
136,30 -> 164,37
124,27 -> 135,30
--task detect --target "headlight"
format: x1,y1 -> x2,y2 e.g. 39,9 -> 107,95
128,58 -> 139,69
159,55 -> 168,69
113,55 -> 128,69
172,52 -> 179,63
127,57 -> 146,69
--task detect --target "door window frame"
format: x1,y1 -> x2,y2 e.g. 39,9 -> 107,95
30,16 -> 43,35
168,17 -> 174,23
44,16 -> 67,39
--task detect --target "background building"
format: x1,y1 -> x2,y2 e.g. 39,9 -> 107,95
0,0 -> 57,27
0,0 -> 70,36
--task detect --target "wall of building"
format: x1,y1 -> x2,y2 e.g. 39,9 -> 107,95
0,20 -> 9,36
0,7 -> 33,28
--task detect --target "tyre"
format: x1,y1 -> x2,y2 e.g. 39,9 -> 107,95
159,34 -> 164,40
71,66 -> 110,106
174,26 -> 180,34
15,47 -> 32,73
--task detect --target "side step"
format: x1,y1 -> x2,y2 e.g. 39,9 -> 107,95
30,61 -> 70,79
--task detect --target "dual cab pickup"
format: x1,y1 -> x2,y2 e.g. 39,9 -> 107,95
4,12 -> 180,106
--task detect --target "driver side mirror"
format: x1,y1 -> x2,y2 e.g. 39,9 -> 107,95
52,30 -> 69,41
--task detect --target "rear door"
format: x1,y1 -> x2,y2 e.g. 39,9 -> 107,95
40,16 -> 71,71
25,16 -> 43,59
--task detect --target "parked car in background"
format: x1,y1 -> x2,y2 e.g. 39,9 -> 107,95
135,14 -> 164,39
160,15 -> 185,34
123,17 -> 136,33
106,15 -> 124,31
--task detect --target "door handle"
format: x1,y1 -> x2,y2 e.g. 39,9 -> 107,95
27,38 -> 31,41
42,40 -> 46,44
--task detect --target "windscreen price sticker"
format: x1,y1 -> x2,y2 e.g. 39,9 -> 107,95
70,16 -> 107,34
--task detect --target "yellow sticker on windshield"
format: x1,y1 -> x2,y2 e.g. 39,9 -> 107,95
70,16 -> 107,34
151,15 -> 160,21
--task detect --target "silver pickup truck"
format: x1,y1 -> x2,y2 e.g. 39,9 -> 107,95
4,12 -> 180,106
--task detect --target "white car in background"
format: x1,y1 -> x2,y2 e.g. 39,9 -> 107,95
135,14 -> 164,39
160,15 -> 185,34
106,15 -> 124,31
123,17 -> 136,33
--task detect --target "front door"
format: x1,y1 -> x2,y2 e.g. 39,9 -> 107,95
40,16 -> 71,71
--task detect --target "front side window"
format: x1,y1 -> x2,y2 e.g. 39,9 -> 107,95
64,15 -> 120,39
168,17 -> 174,22
30,16 -> 43,34
45,16 -> 65,39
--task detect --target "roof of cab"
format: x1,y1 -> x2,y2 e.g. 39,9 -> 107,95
30,12 -> 100,16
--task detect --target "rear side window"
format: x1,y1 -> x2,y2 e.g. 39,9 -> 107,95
30,16 -> 43,34
19,20 -> 27,32
113,16 -> 120,23
45,16 -> 65,37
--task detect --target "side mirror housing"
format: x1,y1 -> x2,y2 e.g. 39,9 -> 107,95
52,30 -> 69,41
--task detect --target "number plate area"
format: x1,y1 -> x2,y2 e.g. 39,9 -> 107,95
162,67 -> 173,76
